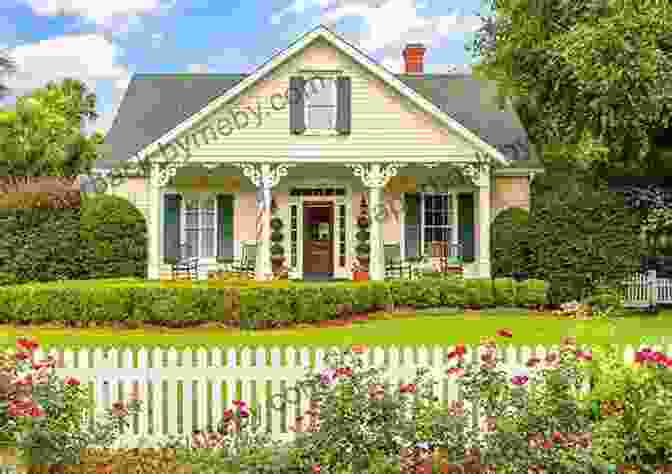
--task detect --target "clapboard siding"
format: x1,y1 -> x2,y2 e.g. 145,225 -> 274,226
146,38 -> 476,163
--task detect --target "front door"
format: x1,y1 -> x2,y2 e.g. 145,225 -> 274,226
303,202 -> 334,275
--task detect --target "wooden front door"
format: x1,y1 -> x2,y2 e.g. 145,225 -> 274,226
303,202 -> 334,274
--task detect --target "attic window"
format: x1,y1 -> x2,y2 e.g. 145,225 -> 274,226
304,76 -> 337,130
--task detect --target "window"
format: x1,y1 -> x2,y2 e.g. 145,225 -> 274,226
305,77 -> 337,130
183,196 -> 216,258
422,193 -> 453,252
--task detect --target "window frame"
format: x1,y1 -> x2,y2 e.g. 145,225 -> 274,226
303,74 -> 338,132
180,194 -> 218,259
420,192 -> 455,255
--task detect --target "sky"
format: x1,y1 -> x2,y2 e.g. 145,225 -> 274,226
0,0 -> 491,137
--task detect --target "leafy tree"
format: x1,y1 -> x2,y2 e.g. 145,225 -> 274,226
0,79 -> 103,196
467,0 -> 672,183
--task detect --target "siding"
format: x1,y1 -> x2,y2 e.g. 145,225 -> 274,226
492,175 -> 530,218
146,38 -> 477,164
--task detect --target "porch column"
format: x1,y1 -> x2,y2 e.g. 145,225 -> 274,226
347,163 -> 407,281
147,163 -> 162,280
476,166 -> 491,278
233,163 -> 296,281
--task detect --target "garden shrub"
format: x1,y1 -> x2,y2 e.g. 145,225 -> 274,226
491,207 -> 532,279
79,193 -> 148,280
492,278 -> 515,306
524,182 -> 645,305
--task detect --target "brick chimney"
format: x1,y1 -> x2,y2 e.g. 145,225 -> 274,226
402,44 -> 426,74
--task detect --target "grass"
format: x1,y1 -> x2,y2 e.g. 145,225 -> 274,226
3,276 -> 671,352
2,308 -> 672,352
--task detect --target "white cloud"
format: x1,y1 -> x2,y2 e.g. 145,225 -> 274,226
7,34 -> 131,135
187,63 -> 209,73
272,0 -> 332,24
22,0 -> 165,24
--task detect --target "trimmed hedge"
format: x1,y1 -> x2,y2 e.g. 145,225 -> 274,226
0,277 -> 549,329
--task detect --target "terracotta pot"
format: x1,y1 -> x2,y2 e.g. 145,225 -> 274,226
353,271 -> 369,281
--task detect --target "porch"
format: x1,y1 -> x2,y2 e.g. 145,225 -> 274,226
144,158 -> 497,282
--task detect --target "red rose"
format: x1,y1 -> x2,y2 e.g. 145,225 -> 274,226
64,376 -> 80,386
15,351 -> 31,361
16,337 -> 39,352
496,328 -> 513,338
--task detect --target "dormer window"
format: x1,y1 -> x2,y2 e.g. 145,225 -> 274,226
305,77 -> 337,130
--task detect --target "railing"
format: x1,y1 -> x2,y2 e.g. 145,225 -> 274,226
622,269 -> 672,308
16,343 -> 672,448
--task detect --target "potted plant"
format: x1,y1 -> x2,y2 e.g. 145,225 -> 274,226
352,259 -> 369,281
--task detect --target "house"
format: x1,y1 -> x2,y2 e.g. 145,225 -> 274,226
90,24 -> 544,281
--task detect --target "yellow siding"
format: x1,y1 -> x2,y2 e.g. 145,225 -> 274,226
147,38 -> 476,164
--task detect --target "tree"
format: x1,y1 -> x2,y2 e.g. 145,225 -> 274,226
466,0 -> 672,184
0,49 -> 16,99
0,79 -> 103,197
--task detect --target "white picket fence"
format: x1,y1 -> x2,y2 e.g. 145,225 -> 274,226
17,343 -> 672,448
622,270 -> 672,308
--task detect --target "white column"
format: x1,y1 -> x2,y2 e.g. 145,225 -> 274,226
233,163 -> 295,282
147,163 -> 162,280
369,182 -> 384,281
477,167 -> 491,278
256,163 -> 273,281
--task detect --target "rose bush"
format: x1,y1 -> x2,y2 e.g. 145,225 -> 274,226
158,336 -> 671,474
582,344 -> 672,470
444,332 -> 596,473
0,336 -> 143,467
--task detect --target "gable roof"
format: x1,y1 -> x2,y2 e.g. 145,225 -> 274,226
99,25 -> 537,171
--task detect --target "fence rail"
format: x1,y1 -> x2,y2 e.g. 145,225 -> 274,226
17,343 -> 672,448
622,270 -> 672,308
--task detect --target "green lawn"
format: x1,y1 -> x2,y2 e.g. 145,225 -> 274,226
3,308 -> 671,354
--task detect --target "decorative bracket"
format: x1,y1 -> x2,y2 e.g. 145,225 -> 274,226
232,163 -> 297,189
346,163 -> 408,188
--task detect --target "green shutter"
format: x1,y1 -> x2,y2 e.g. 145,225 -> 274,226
458,193 -> 474,262
404,193 -> 420,258
336,77 -> 351,135
217,194 -> 234,259
164,194 -> 181,263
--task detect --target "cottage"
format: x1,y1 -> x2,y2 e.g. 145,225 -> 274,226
91,25 -> 544,281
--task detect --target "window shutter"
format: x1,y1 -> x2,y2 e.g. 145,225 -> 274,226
164,194 -> 181,263
289,76 -> 306,134
458,193 -> 475,262
404,193 -> 420,258
217,194 -> 234,259
336,77 -> 351,135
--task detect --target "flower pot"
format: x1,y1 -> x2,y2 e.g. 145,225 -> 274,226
353,271 -> 369,281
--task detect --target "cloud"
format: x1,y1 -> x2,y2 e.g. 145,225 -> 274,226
7,34 -> 131,135
20,0 -> 177,36
272,0 -> 482,74
21,0 -> 165,24
187,63 -> 209,73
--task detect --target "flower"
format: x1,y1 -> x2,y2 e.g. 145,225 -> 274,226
511,375 -> 529,385
351,345 -> 367,354
496,328 -> 513,338
446,367 -> 465,377
399,383 -> 416,393
447,400 -> 465,417
14,351 -> 31,361
16,337 -> 38,353
447,343 -> 466,360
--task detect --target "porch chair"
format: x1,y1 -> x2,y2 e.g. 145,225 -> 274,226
384,243 -> 413,279
425,241 -> 464,275
171,242 -> 199,281
229,242 -> 257,279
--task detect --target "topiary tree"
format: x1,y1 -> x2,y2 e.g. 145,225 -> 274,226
79,194 -> 147,279
491,207 -> 531,279
524,183 -> 646,305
